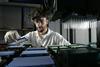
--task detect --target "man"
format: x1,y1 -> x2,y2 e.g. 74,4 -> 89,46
21,10 -> 71,48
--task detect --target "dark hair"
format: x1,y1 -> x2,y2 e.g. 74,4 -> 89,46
32,9 -> 49,20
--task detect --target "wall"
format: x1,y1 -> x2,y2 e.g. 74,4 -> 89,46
2,6 -> 21,29
0,6 -> 22,41
49,19 -> 60,34
0,0 -> 8,2
0,6 -> 3,28
75,29 -> 89,44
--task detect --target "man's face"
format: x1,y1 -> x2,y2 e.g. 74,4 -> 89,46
34,17 -> 48,33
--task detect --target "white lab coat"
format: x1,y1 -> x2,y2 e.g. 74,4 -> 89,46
22,29 -> 71,48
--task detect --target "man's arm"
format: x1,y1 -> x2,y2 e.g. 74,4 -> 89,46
8,32 -> 31,46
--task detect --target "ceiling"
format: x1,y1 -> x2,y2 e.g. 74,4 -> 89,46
8,0 -> 100,20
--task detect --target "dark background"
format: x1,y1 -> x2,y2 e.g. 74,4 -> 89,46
9,0 -> 100,19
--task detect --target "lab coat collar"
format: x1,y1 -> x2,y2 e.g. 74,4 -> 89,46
36,28 -> 51,39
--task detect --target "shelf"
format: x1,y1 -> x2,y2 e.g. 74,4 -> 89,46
0,2 -> 41,8
0,28 -> 33,31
